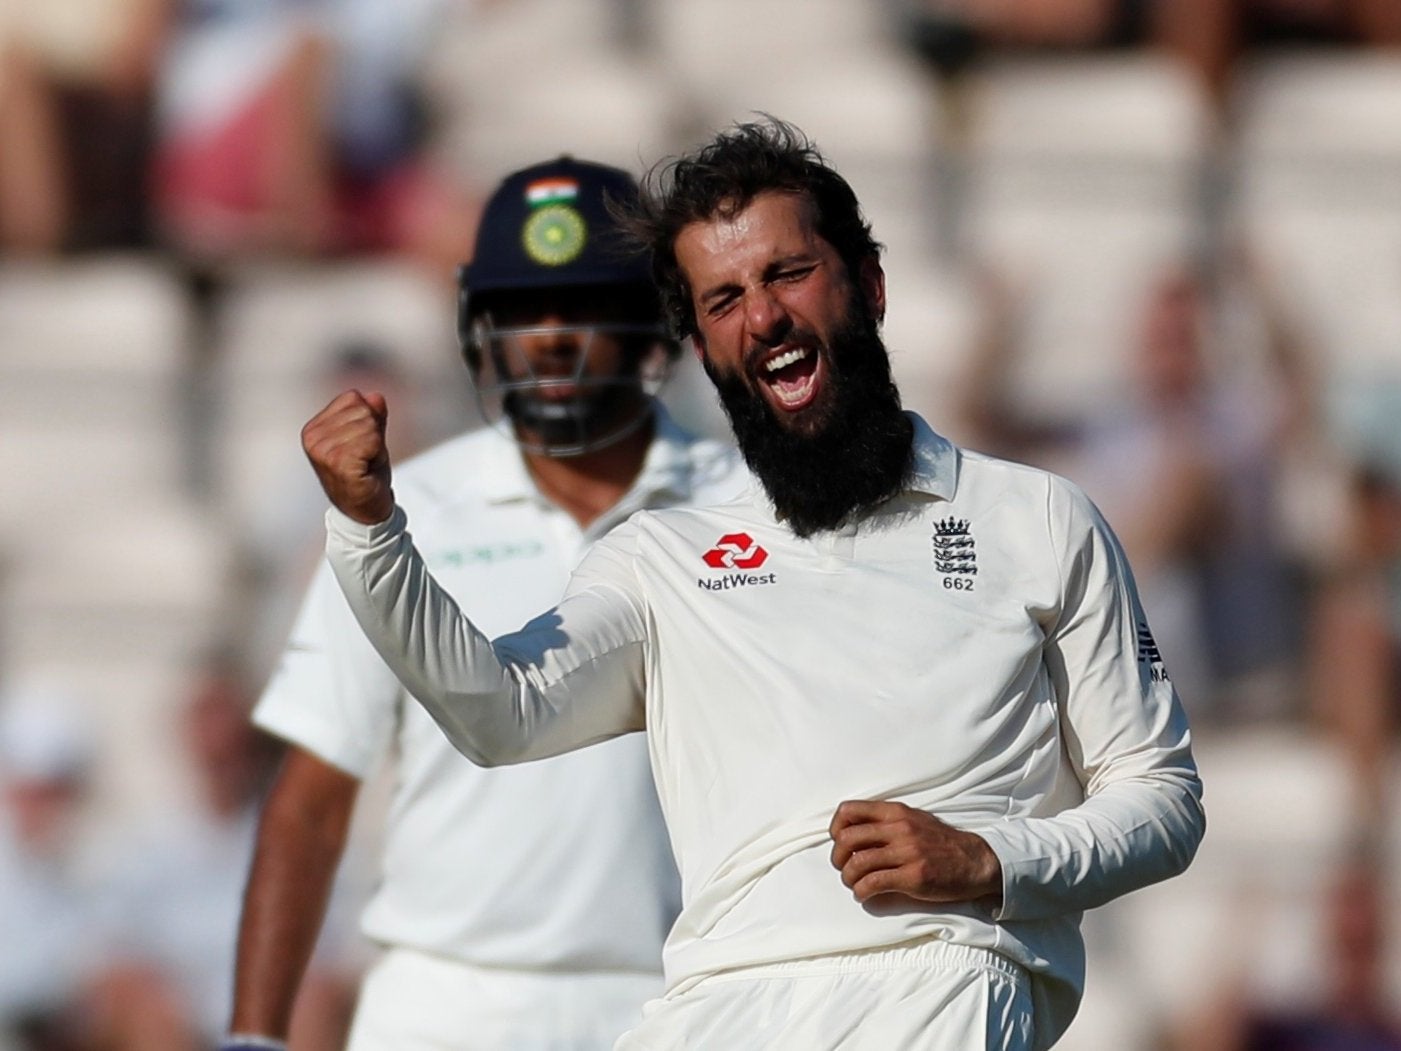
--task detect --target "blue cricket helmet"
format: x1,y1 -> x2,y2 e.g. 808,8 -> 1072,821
456,156 -> 659,346
454,156 -> 676,457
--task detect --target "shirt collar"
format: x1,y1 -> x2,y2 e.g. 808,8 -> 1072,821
475,402 -> 698,508
905,411 -> 960,502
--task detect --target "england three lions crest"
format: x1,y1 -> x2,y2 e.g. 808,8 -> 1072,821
932,516 -> 977,590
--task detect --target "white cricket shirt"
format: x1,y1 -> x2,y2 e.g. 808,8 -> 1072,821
257,409 -> 746,972
325,413 -> 1205,1049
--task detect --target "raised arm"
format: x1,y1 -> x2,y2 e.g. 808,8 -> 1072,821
303,392 -> 647,766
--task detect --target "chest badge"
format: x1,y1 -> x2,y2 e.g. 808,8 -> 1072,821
932,516 -> 977,591
698,532 -> 777,591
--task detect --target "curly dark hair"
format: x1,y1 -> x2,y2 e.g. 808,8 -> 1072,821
615,118 -> 883,340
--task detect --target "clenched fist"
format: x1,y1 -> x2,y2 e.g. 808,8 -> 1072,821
302,390 -> 395,525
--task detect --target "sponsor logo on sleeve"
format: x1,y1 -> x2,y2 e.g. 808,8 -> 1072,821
1137,620 -> 1171,682
698,533 -> 777,590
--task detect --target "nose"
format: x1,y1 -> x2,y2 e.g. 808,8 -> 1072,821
522,313 -> 581,355
744,287 -> 792,346
509,315 -> 585,382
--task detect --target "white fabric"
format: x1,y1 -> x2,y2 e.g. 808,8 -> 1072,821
346,947 -> 663,1051
619,940 -> 1034,1051
324,412 -> 1205,1050
257,411 -> 746,976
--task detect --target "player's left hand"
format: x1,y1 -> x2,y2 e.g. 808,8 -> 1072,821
829,799 -> 1002,907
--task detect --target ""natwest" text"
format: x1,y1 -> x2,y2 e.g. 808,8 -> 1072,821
696,572 -> 777,591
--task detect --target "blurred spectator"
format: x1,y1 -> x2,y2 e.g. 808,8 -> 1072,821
0,0 -> 170,254
1171,847 -> 1401,1051
1308,460 -> 1401,813
0,683 -> 99,1051
1158,0 -> 1401,111
891,0 -> 1158,79
957,260 -> 1316,723
86,653 -> 360,1051
892,0 -> 1401,124
151,0 -> 480,271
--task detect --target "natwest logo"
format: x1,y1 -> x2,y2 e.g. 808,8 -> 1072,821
697,532 -> 777,592
702,533 -> 768,569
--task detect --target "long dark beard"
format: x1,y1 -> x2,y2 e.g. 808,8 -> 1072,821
705,303 -> 914,537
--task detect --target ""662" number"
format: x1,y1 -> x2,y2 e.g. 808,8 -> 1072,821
943,576 -> 974,592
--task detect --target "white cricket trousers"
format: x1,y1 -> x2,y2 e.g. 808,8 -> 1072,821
345,946 -> 663,1050
616,939 -> 1036,1050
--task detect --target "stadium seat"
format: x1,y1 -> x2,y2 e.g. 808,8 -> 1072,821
426,0 -> 626,78
0,497 -> 236,667
0,257 -> 196,544
685,52 -> 947,267
956,56 -> 1212,420
650,0 -> 897,101
209,260 -> 466,533
1234,52 -> 1401,161
437,55 -> 687,179
0,256 -> 192,384
1232,52 -> 1401,385
422,0 -> 686,177
647,3 -> 946,266
0,499 -> 238,825
4,427 -> 186,542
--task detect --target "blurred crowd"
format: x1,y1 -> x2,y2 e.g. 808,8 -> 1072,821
2,0 -> 1400,1048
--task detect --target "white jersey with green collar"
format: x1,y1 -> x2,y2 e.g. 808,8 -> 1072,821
256,407 -> 746,973
324,412 -> 1204,1049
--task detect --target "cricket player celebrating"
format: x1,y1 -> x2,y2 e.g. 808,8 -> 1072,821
224,157 -> 747,1051
303,120 -> 1205,1050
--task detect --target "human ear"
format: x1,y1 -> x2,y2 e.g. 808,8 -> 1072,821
859,256 -> 886,323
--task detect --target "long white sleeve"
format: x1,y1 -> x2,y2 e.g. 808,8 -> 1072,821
324,505 -> 647,766
979,477 -> 1206,922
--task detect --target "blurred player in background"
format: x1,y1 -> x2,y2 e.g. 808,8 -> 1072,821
89,652 -> 356,1051
305,119 -> 1205,1050
0,683 -> 96,1051
222,156 -> 747,1051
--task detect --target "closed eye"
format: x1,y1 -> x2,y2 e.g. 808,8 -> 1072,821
773,264 -> 816,284
704,291 -> 740,318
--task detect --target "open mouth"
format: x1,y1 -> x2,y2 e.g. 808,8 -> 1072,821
757,345 -> 823,413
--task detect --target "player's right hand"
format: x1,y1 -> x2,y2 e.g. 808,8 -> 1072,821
302,390 -> 395,525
